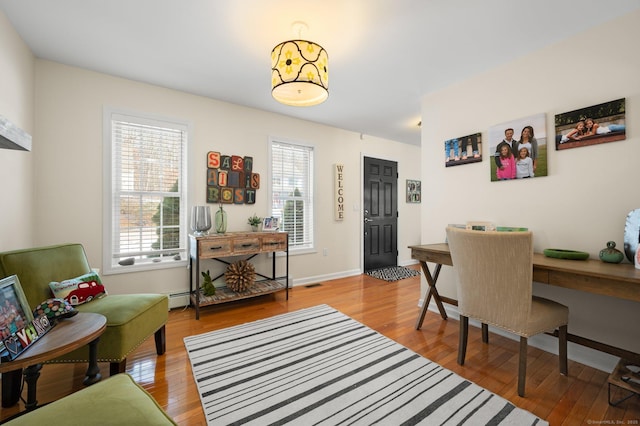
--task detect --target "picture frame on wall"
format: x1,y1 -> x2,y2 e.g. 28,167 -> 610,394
262,217 -> 279,232
444,132 -> 483,167
488,113 -> 547,181
554,98 -> 626,151
406,179 -> 421,203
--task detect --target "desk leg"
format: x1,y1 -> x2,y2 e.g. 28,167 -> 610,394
1,369 -> 22,407
23,364 -> 42,411
415,262 -> 447,330
83,336 -> 102,386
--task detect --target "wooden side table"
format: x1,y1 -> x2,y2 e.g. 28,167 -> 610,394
0,312 -> 106,410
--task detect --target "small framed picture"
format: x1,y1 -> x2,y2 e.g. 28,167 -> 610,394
262,217 -> 279,232
406,179 -> 421,203
0,275 -> 36,359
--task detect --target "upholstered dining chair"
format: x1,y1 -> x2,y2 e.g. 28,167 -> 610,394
445,227 -> 569,397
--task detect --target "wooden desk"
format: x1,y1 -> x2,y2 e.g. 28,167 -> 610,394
410,243 -> 640,361
0,312 -> 106,410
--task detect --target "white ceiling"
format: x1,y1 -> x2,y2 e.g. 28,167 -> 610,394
2,0 -> 639,146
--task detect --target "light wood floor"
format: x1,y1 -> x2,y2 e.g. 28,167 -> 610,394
2,267 -> 639,425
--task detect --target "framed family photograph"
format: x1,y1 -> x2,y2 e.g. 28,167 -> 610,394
555,98 -> 626,150
406,179 -> 421,203
444,132 -> 483,167
488,113 -> 547,181
262,217 -> 280,232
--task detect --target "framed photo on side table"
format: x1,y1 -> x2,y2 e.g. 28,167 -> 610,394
262,217 -> 280,232
0,275 -> 37,360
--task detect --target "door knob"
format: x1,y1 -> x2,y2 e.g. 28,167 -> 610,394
364,218 -> 373,223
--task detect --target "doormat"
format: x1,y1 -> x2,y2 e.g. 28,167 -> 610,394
366,265 -> 420,282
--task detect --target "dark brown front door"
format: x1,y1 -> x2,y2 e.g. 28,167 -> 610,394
363,157 -> 398,271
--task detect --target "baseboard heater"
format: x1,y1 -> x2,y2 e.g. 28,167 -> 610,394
168,291 -> 191,309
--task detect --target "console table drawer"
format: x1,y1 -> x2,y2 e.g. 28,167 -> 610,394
261,234 -> 287,252
199,239 -> 232,258
232,237 -> 261,254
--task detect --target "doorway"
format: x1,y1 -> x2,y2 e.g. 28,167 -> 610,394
363,156 -> 398,271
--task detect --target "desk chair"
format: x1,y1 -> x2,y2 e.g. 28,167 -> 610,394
445,227 -> 568,397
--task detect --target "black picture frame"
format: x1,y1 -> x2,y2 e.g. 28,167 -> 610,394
0,275 -> 35,359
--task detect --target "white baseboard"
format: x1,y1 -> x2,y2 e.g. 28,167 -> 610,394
418,299 -> 618,373
291,269 -> 362,287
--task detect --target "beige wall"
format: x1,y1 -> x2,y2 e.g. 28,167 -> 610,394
0,11 -> 35,251
420,10 -> 640,369
33,60 -> 422,297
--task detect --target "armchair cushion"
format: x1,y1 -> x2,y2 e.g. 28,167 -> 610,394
3,373 -> 177,425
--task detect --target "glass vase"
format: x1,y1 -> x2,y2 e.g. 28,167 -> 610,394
215,205 -> 227,234
190,206 -> 211,236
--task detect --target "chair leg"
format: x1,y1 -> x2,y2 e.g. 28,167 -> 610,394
558,324 -> 568,375
518,337 -> 528,397
481,323 -> 489,343
155,325 -> 166,355
458,316 -> 469,365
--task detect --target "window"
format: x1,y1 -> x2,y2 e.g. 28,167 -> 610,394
103,108 -> 188,273
269,139 -> 314,252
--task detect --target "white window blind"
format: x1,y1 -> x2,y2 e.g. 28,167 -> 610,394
104,110 -> 188,273
270,140 -> 314,251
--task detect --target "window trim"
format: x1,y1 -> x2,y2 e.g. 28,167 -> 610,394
268,137 -> 316,254
102,106 -> 190,274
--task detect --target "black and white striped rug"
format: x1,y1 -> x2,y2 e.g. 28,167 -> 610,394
184,305 -> 546,425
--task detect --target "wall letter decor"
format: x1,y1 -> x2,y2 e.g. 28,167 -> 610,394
206,151 -> 258,204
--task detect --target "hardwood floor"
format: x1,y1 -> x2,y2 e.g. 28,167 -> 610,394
1,267 -> 639,425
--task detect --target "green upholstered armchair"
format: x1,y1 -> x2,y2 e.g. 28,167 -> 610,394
0,243 -> 168,376
3,373 -> 177,425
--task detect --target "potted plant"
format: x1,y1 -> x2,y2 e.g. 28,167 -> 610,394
247,214 -> 262,232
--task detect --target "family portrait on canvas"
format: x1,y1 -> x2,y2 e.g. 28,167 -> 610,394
488,113 -> 548,182
554,98 -> 626,151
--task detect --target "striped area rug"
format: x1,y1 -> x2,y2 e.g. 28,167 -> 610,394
184,305 -> 547,425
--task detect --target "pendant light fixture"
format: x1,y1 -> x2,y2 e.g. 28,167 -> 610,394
271,22 -> 328,107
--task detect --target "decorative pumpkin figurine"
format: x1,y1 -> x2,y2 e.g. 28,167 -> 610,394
215,204 -> 227,234
599,241 -> 624,264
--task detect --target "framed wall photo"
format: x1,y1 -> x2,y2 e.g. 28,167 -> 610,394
444,132 -> 483,167
406,179 -> 421,203
555,98 -> 626,150
488,113 -> 547,181
262,217 -> 279,231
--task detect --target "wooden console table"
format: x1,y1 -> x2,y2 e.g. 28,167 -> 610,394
189,232 -> 289,319
410,243 -> 640,362
0,312 -> 106,410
